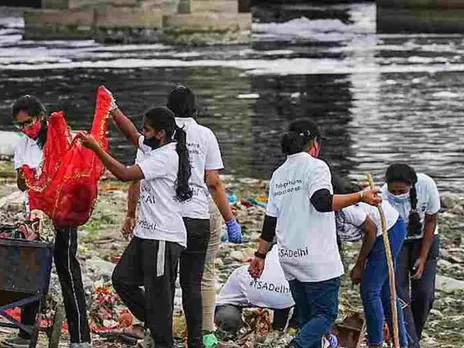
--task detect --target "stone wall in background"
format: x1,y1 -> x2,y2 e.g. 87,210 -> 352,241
23,0 -> 251,44
377,0 -> 464,33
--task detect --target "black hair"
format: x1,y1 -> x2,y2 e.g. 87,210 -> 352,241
281,118 -> 320,155
332,173 -> 361,195
385,163 -> 422,236
166,85 -> 197,119
12,95 -> 47,120
144,106 -> 192,202
11,95 -> 48,149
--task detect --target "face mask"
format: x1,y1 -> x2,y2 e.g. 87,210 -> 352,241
22,119 -> 43,140
143,136 -> 161,149
387,191 -> 410,204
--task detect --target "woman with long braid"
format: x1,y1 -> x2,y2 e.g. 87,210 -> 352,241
382,164 -> 440,348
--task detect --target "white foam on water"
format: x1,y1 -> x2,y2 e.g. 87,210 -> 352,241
94,43 -> 170,52
432,91 -> 460,98
253,3 -> 375,43
0,13 -> 24,29
261,49 -> 294,56
237,93 -> 260,99
173,51 -> 202,58
3,56 -> 464,77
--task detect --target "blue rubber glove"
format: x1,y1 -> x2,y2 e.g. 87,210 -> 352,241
225,218 -> 242,244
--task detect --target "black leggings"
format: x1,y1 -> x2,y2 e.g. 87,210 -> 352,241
180,218 -> 211,348
21,227 -> 91,344
112,237 -> 184,348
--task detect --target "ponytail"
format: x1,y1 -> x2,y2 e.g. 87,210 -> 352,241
408,185 -> 422,236
281,131 -> 305,155
173,126 -> 192,202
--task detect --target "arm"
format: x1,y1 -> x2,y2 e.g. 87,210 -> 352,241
94,145 -> 144,182
249,215 -> 276,279
354,217 -> 377,270
420,213 -> 438,260
350,217 -> 377,284
127,180 -> 140,217
121,180 -> 140,239
256,238 -> 272,255
16,170 -> 27,192
249,238 -> 273,280
311,189 -> 381,212
413,213 -> 438,279
110,108 -> 141,148
81,135 -> 144,182
413,176 -> 441,279
333,192 -> 368,211
205,169 -> 234,222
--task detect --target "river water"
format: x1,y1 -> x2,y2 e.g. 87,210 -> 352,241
0,4 -> 463,192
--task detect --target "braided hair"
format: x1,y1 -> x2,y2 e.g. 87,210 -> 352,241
385,163 -> 422,236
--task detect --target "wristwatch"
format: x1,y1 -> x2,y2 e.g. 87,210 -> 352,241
254,251 -> 267,259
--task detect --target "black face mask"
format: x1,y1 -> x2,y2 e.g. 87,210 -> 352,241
143,136 -> 161,149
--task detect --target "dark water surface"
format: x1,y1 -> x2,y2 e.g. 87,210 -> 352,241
1,4 -> 464,192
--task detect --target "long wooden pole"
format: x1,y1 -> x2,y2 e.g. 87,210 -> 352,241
366,173 -> 400,348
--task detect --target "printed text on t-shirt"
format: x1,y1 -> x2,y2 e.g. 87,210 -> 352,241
137,219 -> 157,230
274,179 -> 303,196
249,280 -> 291,294
187,142 -> 202,156
279,247 -> 309,258
140,182 -> 156,204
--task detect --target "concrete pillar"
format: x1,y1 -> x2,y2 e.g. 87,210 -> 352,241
27,0 -> 251,43
24,8 -> 94,39
139,0 -> 180,14
41,0 -> 69,9
177,0 -> 242,14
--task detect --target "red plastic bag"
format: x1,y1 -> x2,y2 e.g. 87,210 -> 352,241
22,86 -> 111,228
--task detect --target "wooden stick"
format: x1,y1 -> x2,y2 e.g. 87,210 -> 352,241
366,173 -> 400,348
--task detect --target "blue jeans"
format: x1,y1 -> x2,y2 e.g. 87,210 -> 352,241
289,277 -> 340,348
360,218 -> 408,347
396,235 -> 439,348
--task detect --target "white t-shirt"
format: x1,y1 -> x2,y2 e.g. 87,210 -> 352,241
216,247 -> 295,309
381,173 -> 440,240
266,152 -> 344,283
133,139 -> 187,247
336,201 -> 399,242
13,136 -> 44,214
175,118 -> 224,219
13,136 -> 43,171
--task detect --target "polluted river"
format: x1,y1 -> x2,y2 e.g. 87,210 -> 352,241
0,3 -> 463,348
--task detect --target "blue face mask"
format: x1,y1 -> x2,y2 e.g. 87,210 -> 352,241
387,191 -> 410,204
